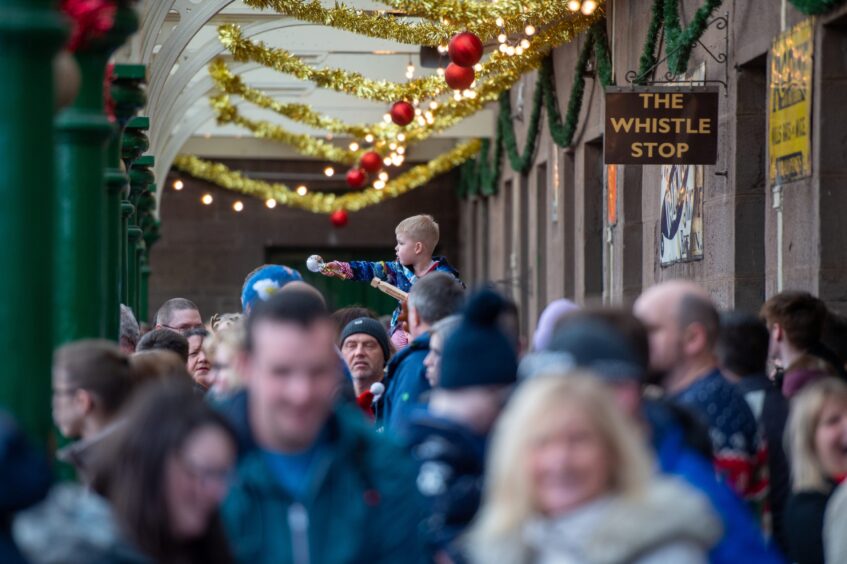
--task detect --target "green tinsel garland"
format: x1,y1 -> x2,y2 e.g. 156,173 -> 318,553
635,0 -> 724,81
458,133 -> 503,197
790,0 -> 847,14
665,0 -> 724,75
545,21 -> 613,147
635,0 -> 666,84
499,81 -> 545,175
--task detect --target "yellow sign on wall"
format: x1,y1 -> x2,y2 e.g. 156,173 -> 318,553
769,18 -> 814,185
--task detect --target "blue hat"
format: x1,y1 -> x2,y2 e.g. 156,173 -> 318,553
241,265 -> 303,313
439,289 -> 518,390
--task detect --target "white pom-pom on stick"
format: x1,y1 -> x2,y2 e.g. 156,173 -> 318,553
370,382 -> 385,400
306,255 -> 325,273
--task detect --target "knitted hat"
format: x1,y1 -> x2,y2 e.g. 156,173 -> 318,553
241,265 -> 303,313
439,289 -> 518,390
532,299 -> 579,351
340,317 -> 391,361
547,320 -> 643,381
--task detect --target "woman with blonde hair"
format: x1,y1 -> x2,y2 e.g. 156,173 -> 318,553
784,377 -> 847,564
203,324 -> 245,398
465,373 -> 720,564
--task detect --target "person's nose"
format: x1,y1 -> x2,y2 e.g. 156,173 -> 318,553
287,373 -> 316,405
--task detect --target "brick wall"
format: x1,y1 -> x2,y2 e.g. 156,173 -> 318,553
149,158 -> 461,321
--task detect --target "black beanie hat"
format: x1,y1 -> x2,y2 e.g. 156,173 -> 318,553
439,289 -> 518,390
340,317 -> 391,361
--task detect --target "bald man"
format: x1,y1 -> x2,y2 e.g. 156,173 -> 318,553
635,281 -> 768,513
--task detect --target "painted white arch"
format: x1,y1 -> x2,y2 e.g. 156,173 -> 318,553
119,0 -> 493,215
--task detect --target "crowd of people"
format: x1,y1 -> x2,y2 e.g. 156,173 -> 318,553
2,214 -> 847,564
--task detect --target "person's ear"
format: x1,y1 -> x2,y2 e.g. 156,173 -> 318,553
414,241 -> 423,255
74,389 -> 94,416
408,305 -> 420,331
772,322 -> 784,342
235,349 -> 253,383
682,322 -> 708,357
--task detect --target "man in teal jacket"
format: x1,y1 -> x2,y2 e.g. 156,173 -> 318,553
219,289 -> 425,564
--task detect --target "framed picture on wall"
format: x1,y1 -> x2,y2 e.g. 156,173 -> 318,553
659,164 -> 704,266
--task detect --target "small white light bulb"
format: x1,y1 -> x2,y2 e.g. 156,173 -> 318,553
581,0 -> 597,14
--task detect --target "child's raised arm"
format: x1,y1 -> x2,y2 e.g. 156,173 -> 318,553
318,258 -> 401,285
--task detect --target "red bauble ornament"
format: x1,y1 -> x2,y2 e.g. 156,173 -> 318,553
390,101 -> 415,126
445,63 -> 475,90
330,209 -> 349,227
360,151 -> 383,174
346,168 -> 367,189
448,32 -> 484,67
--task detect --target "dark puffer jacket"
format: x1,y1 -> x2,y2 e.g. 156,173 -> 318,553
0,412 -> 51,564
404,411 -> 487,558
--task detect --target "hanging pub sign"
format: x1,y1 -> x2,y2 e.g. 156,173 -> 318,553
769,18 -> 813,186
604,87 -> 719,165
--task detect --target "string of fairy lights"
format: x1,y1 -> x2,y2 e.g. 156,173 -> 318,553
172,0 -> 602,225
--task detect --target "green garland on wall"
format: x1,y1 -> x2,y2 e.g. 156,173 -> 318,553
500,85 -> 544,175
635,0 -> 723,82
461,21 -> 611,196
790,0 -> 847,14
461,0 -> 725,198
458,132 -> 503,197
545,22 -> 613,147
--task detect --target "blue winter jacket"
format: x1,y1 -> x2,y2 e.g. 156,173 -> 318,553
217,395 -> 426,564
345,257 -> 462,333
645,400 -> 785,563
378,333 -> 430,437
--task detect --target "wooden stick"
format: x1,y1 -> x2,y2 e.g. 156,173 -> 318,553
371,277 -> 408,302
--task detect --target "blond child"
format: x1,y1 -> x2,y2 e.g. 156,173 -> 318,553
320,214 -> 463,346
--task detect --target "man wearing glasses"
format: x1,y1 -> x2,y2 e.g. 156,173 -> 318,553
154,297 -> 204,333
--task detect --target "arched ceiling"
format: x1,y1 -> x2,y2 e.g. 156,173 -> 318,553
116,1 -> 495,199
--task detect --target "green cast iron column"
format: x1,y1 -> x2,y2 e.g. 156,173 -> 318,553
128,154 -> 153,317
137,181 -> 158,323
127,226 -> 143,315
134,241 -> 146,316
0,1 -> 65,441
140,261 -> 151,325
140,198 -> 161,325
121,200 -> 135,303
122,117 -> 149,306
54,3 -> 138,345
104,65 -> 146,340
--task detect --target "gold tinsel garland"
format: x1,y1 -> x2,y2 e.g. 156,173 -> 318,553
209,59 -> 380,140
209,58 -> 503,145
172,139 -> 481,214
241,0 -> 451,45
218,11 -> 600,104
242,0 -> 597,43
379,0 -> 589,30
211,94 -> 365,164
